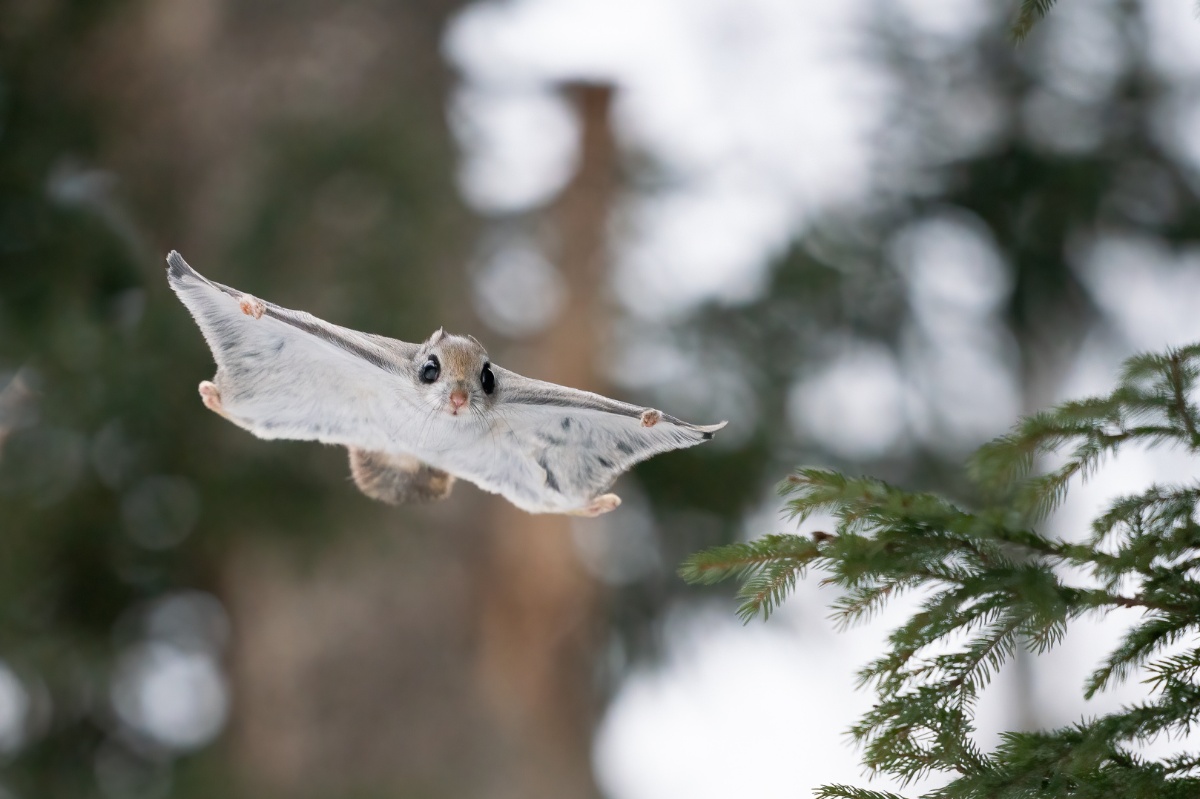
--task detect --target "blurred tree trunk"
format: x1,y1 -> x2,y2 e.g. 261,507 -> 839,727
221,84 -> 617,799
472,83 -> 616,799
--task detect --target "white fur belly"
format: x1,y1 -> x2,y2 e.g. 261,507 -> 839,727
404,425 -> 587,513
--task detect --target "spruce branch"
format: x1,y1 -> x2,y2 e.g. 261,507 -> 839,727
816,787 -> 911,799
970,345 -> 1200,522
1011,0 -> 1057,41
1167,348 -> 1200,447
1162,753 -> 1200,775
1086,615 -> 1200,698
681,342 -> 1200,796
677,534 -> 819,620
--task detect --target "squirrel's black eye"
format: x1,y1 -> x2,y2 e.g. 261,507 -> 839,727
481,363 -> 495,395
420,356 -> 440,384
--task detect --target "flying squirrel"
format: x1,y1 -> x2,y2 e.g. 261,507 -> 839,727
166,251 -> 726,516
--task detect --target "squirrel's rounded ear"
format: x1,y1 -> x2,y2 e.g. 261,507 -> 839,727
468,334 -> 485,350
428,327 -> 446,344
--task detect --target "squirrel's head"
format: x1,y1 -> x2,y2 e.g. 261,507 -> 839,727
414,328 -> 496,417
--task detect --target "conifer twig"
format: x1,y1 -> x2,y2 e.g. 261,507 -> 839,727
681,343 -> 1200,797
1168,352 -> 1200,448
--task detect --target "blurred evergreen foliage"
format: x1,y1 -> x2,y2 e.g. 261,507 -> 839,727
684,344 -> 1200,797
0,0 -> 465,795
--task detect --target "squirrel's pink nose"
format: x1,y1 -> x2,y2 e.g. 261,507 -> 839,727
449,390 -> 468,410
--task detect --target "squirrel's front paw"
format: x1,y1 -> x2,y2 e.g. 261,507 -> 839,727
239,295 -> 266,319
